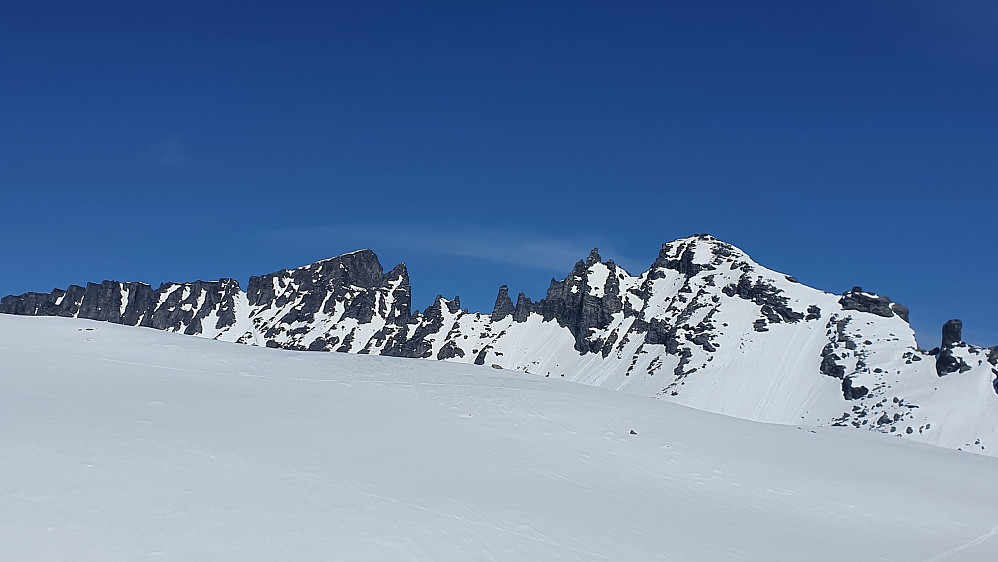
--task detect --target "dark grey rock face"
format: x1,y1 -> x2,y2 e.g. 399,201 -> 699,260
653,245 -> 706,277
361,263 -> 412,356
936,319 -> 970,377
0,278 -> 242,335
249,250 -> 385,299
941,319 -> 963,348
988,347 -> 998,367
247,250 -> 391,323
146,279 -> 242,335
2,284 -> 88,318
473,345 -> 493,366
513,292 -> 533,323
817,314 -> 875,401
401,297 -> 450,359
491,285 -> 514,321
722,275 -> 803,323
632,318 -> 681,351
841,376 -> 869,400
0,249 -> 412,353
246,251 -> 412,350
437,340 -> 465,360
531,248 -> 626,353
891,303 -> 910,323
820,344 -> 847,379
936,351 -> 970,377
838,287 -> 907,322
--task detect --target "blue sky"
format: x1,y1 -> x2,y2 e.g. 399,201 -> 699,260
1,1 -> 996,346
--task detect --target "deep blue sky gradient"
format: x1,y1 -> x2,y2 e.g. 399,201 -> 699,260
2,1 -> 996,346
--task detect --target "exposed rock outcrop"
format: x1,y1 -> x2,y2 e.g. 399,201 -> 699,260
942,319 -> 963,348
513,292 -> 533,323
530,248 -> 626,353
723,275 -> 804,324
838,286 -> 908,322
0,278 -> 242,335
491,285 -> 514,321
936,319 -> 970,376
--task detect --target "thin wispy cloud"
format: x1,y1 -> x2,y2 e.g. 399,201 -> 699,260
257,224 -> 647,274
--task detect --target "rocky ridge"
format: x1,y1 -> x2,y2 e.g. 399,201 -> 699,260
3,234 -> 996,455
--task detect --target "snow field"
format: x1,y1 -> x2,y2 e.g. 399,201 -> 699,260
2,315 -> 998,560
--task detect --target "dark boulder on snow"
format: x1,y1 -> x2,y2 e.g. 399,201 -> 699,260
838,287 -> 906,321
936,353 -> 965,377
723,275 -> 803,324
936,319 -> 970,377
820,352 -> 846,379
842,376 -> 869,400
436,340 -> 465,360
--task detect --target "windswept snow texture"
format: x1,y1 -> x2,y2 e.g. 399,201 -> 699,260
3,235 -> 997,455
3,315 -> 998,561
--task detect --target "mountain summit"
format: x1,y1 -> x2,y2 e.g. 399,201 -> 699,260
3,234 -> 996,454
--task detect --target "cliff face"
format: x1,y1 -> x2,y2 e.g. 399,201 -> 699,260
0,250 -> 410,352
0,278 -> 242,335
3,234 -> 996,455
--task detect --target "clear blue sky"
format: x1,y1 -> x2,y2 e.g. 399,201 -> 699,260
2,1 -> 995,346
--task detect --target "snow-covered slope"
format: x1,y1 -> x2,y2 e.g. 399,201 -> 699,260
3,315 -> 998,560
3,235 -> 996,455
426,237 -> 998,455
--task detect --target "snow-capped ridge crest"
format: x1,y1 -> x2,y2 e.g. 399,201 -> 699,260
2,233 -> 996,455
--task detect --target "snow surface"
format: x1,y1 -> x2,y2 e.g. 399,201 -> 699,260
586,262 -> 610,298
3,315 -> 998,560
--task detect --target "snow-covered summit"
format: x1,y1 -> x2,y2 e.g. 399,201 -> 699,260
2,234 -> 996,455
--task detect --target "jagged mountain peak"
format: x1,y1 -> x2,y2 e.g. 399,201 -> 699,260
255,248 -> 398,289
423,295 -> 462,315
491,285 -> 515,322
2,236 -> 995,456
385,262 -> 409,281
585,247 -> 602,266
648,234 -> 753,278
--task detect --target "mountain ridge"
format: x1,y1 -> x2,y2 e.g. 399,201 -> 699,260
3,233 -> 996,454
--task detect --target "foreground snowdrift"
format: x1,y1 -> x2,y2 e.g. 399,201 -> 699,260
2,316 -> 997,560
